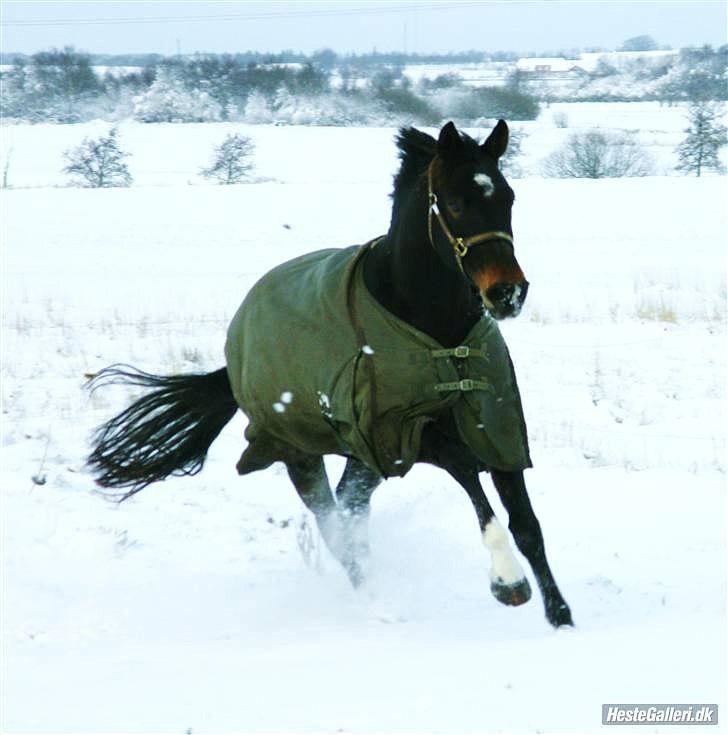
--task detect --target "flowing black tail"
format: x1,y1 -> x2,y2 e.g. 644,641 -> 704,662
87,364 -> 238,500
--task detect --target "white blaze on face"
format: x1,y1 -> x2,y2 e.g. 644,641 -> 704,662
474,172 -> 494,198
482,518 -> 526,585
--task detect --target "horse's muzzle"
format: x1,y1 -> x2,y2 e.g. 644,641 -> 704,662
484,280 -> 529,319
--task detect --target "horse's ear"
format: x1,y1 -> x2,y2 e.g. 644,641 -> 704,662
482,119 -> 509,159
438,121 -> 464,155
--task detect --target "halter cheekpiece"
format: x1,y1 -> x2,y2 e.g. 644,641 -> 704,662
427,165 -> 513,273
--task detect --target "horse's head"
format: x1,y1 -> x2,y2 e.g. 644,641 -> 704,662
428,120 -> 528,320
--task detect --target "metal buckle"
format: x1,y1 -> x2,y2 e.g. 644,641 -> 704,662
454,238 -> 468,257
458,379 -> 474,391
454,346 -> 470,358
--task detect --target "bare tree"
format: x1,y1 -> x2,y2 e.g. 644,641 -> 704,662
62,127 -> 132,187
200,133 -> 254,184
542,131 -> 654,178
675,101 -> 727,177
2,147 -> 12,188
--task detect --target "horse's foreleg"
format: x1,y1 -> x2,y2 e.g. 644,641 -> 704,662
490,469 -> 573,628
419,425 -> 531,607
286,455 -> 365,587
335,457 -> 382,579
449,467 -> 532,607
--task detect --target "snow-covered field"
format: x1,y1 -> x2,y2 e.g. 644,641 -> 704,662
2,101 -> 723,185
1,106 -> 726,733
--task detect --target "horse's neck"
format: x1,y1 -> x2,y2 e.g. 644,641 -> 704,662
362,211 -> 482,347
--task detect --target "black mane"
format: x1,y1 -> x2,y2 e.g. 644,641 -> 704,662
392,127 -> 436,197
390,126 -> 481,227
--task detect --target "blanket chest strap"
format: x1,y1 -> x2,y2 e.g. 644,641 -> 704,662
434,378 -> 492,393
431,346 -> 488,360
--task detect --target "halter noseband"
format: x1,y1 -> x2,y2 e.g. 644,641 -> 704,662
427,165 -> 513,273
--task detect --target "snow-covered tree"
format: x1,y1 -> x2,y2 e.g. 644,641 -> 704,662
1,48 -> 103,122
542,131 -> 654,178
499,127 -> 527,178
243,90 -> 272,123
0,62 -> 30,120
200,134 -> 254,184
272,85 -> 297,122
675,101 -> 727,176
62,127 -> 132,187
133,66 -> 222,123
620,35 -> 658,52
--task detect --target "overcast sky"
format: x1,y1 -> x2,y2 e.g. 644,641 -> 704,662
2,1 -> 726,57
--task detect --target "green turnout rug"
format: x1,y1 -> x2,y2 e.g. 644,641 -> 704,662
225,243 -> 531,477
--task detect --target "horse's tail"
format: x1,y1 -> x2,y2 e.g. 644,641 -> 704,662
87,364 -> 238,500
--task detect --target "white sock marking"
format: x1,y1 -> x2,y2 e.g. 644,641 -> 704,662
482,519 -> 526,585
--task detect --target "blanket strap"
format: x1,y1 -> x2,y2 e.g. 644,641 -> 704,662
432,345 -> 491,393
434,378 -> 492,393
431,345 -> 488,360
345,240 -> 387,476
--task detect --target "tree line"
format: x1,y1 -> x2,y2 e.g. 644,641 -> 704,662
1,45 -> 725,125
55,104 -> 724,192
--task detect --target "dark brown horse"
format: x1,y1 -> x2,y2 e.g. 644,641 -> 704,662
88,121 -> 573,628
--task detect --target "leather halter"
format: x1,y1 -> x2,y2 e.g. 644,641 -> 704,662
427,165 -> 513,273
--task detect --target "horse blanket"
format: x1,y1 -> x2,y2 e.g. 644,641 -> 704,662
225,243 -> 531,478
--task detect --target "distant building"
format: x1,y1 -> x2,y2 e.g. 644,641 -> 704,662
515,57 -> 589,80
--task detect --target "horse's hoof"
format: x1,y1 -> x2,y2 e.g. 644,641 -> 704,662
491,577 -> 532,606
547,601 -> 574,628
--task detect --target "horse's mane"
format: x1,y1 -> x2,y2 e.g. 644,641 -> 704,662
390,126 -> 481,227
392,127 -> 436,195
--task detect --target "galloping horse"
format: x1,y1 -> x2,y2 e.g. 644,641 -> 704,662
88,120 -> 573,628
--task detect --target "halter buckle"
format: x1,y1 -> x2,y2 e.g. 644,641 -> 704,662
427,166 -> 513,267
454,238 -> 468,258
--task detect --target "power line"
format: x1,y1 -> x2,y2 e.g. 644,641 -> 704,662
4,2 -> 491,28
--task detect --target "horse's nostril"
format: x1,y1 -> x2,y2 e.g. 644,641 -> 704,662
486,283 -> 515,305
485,281 -> 529,317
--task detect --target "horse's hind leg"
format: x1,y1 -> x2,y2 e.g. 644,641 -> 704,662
335,457 -> 382,576
285,455 -> 365,587
490,469 -> 573,628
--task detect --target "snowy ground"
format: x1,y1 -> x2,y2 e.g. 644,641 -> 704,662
2,102 -> 726,187
1,107 -> 726,733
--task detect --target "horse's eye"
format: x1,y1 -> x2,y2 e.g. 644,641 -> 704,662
447,198 -> 464,217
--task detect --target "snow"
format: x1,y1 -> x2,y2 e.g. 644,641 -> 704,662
3,101 -> 724,191
403,61 -> 511,88
578,50 -> 679,74
1,108 -> 726,732
516,57 -> 585,72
